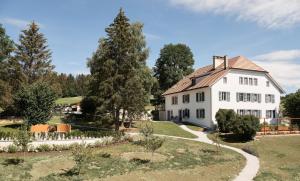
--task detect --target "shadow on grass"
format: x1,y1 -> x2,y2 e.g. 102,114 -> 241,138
2,158 -> 24,166
130,158 -> 150,164
2,123 -> 22,129
219,133 -> 252,143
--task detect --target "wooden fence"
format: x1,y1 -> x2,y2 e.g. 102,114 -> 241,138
258,118 -> 300,135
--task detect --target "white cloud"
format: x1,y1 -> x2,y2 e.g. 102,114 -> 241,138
253,49 -> 300,92
169,0 -> 300,29
1,18 -> 44,29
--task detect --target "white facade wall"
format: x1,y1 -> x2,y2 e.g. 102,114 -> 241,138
211,70 -> 281,125
164,87 -> 212,127
164,69 -> 282,128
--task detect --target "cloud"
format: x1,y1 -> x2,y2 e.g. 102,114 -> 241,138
1,18 -> 44,29
168,0 -> 300,29
253,49 -> 300,92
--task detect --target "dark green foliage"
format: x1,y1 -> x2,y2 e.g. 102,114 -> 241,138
87,9 -> 152,130
153,43 -> 194,104
215,109 -> 260,140
215,109 -> 236,133
14,22 -> 53,84
232,115 -> 260,140
144,136 -> 165,155
0,24 -> 15,111
14,82 -> 56,125
80,96 -> 97,117
282,89 -> 300,118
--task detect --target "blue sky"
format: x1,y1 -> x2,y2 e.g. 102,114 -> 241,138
1,0 -> 300,93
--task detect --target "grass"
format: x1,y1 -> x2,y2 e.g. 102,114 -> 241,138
208,133 -> 300,181
55,96 -> 83,105
47,116 -> 63,125
186,124 -> 204,132
149,121 -> 198,138
0,138 -> 245,180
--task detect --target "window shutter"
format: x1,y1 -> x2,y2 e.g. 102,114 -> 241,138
219,92 -> 222,101
202,92 -> 205,101
227,92 -> 230,101
258,94 -> 261,103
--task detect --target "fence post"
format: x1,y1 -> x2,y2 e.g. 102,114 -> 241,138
264,118 -> 266,136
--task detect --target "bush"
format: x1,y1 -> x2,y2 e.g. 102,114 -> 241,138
139,121 -> 154,138
232,115 -> 260,140
14,82 -> 56,125
36,144 -> 52,152
143,136 -> 164,156
7,144 -> 18,153
80,96 -> 97,117
71,143 -> 92,175
13,125 -> 31,152
215,109 -> 236,133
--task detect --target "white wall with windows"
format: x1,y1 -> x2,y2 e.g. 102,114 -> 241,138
211,69 -> 281,124
164,87 -> 212,127
164,69 -> 282,128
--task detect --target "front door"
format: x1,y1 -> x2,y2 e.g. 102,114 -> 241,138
179,110 -> 182,121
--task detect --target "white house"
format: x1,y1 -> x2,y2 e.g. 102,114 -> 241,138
162,55 -> 285,128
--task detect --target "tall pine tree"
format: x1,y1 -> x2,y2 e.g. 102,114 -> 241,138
0,24 -> 15,111
87,9 -> 152,130
15,22 -> 54,84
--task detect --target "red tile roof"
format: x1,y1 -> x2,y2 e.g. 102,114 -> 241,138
162,56 -> 270,96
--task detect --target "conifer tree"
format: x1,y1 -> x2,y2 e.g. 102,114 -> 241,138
87,9 -> 152,130
15,22 -> 54,84
0,24 -> 15,111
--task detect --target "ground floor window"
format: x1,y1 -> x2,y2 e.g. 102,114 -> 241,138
196,109 -> 205,118
183,109 -> 190,118
237,109 -> 261,118
266,110 -> 276,118
167,110 -> 173,120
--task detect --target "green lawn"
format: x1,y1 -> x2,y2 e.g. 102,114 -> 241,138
0,138 -> 245,180
208,134 -> 300,181
150,121 -> 198,138
47,116 -> 63,125
186,124 -> 204,132
55,96 -> 83,105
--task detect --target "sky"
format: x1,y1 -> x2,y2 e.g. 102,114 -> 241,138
0,0 -> 300,93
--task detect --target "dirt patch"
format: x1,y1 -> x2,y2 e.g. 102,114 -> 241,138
30,156 -> 75,180
121,152 -> 168,162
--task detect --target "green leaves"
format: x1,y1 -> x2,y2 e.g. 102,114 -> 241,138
14,82 -> 56,125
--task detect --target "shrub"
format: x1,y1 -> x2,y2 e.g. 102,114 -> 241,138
232,115 -> 260,140
143,136 -> 164,156
80,96 -> 97,117
7,144 -> 18,153
215,109 -> 236,133
14,82 -> 56,125
13,125 -> 31,152
71,143 -> 92,175
139,121 -> 154,138
36,144 -> 52,152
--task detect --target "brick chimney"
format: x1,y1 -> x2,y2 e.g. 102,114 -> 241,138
213,55 -> 228,69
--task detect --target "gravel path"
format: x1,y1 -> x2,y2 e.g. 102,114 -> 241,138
179,125 -> 260,181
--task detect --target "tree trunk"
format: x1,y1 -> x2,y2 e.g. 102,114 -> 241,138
115,109 -> 120,131
121,109 -> 126,122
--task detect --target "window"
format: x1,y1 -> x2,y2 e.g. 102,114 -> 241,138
266,110 -> 276,119
236,93 -> 261,103
183,109 -> 190,118
171,96 -> 178,105
249,78 -> 253,85
265,94 -> 275,103
223,77 -> 227,84
196,92 -> 205,102
182,94 -> 190,103
266,81 -> 270,87
237,109 -> 261,118
167,110 -> 173,120
196,109 -> 205,118
244,77 -> 248,85
239,77 -> 243,85
254,78 -> 258,86
191,78 -> 196,86
219,91 -> 230,101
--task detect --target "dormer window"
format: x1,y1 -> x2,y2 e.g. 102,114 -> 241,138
191,78 -> 196,86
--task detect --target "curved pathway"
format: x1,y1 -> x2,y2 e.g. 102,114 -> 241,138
179,125 -> 260,181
